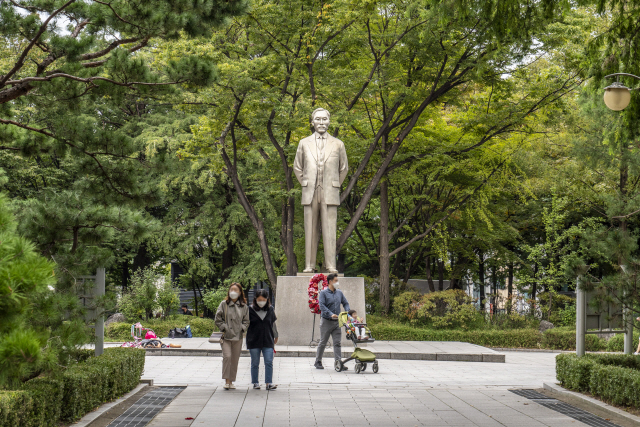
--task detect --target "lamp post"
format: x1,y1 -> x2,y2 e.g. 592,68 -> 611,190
602,73 -> 637,354
603,73 -> 640,111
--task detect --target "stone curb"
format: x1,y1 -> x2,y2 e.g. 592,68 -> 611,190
143,348 -> 505,362
543,382 -> 640,424
70,383 -> 148,427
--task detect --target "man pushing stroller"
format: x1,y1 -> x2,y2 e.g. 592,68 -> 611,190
314,273 -> 350,371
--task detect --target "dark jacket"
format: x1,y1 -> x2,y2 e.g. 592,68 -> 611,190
246,306 -> 278,349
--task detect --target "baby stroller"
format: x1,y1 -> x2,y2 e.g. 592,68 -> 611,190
334,312 -> 379,374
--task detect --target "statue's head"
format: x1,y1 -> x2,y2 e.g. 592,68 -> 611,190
310,108 -> 330,134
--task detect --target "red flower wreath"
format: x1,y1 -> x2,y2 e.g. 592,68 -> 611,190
308,273 -> 328,314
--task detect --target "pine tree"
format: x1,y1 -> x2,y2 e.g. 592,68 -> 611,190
0,192 -> 56,388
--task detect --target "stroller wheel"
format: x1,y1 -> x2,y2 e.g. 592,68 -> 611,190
372,361 -> 379,373
361,363 -> 367,371
355,363 -> 361,374
334,360 -> 343,372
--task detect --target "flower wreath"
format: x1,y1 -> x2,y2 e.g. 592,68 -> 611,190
308,273 -> 328,314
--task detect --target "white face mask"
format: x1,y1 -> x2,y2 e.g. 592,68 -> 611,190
333,281 -> 340,289
256,300 -> 267,308
229,291 -> 239,300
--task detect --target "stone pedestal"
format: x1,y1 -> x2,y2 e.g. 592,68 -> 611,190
275,275 -> 365,346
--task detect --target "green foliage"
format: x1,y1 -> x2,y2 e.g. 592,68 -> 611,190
556,354 -> 597,392
0,391 -> 32,427
556,353 -> 640,409
0,348 -> 144,427
605,331 -> 640,352
202,283 -> 231,314
59,348 -> 145,422
541,328 -> 604,351
370,321 -> 542,348
0,194 -> 57,388
487,313 -> 540,330
118,268 -> 162,321
554,304 -> 577,328
365,277 -> 416,315
393,290 -> 484,329
106,317 -> 217,341
156,279 -> 181,318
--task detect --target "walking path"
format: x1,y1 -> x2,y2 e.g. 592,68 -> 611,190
138,351 -> 604,426
106,339 -> 505,363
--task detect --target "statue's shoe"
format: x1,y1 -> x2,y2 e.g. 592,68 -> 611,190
303,268 -> 314,273
326,268 -> 339,274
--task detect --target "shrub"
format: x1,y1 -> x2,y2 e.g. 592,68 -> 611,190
541,329 -> 604,351
21,377 -> 64,427
556,354 -> 596,391
605,331 -> 640,352
60,347 -> 145,421
590,364 -> 640,407
556,353 -> 640,409
106,317 -> 217,341
370,321 -> 542,348
392,291 -> 422,322
118,268 -> 161,321
393,289 -> 483,329
203,283 -> 231,314
487,312 -> 539,330
417,290 -> 483,329
0,347 -> 144,427
365,276 -> 417,314
0,391 -> 32,427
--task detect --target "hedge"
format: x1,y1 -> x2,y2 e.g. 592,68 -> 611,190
556,353 -> 640,409
0,347 -> 145,427
106,317 -> 217,341
369,321 -> 606,350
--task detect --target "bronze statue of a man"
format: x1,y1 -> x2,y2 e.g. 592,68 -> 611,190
293,108 -> 348,273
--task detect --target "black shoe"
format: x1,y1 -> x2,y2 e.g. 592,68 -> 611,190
341,366 -> 349,371
314,361 -> 324,369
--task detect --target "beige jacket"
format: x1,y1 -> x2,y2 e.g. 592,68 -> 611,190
215,300 -> 249,341
293,132 -> 348,206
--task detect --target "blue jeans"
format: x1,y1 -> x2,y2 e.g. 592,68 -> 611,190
249,347 -> 274,384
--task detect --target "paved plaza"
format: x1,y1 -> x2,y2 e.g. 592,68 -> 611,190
137,351 -> 608,427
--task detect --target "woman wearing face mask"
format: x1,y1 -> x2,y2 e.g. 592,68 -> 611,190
246,289 -> 278,390
215,283 -> 250,390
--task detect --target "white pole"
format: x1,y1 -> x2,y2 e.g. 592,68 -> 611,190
576,278 -> 585,356
95,267 -> 105,356
624,296 -> 634,355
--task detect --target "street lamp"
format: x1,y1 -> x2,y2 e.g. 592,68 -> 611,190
603,73 -> 640,111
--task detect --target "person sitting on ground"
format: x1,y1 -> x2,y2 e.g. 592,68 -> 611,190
181,304 -> 193,316
348,309 -> 367,340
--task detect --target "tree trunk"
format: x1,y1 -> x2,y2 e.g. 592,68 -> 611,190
491,262 -> 497,314
478,251 -> 485,312
404,247 -> 423,283
507,261 -> 514,314
220,143 -> 278,291
132,243 -> 151,273
192,277 -> 198,317
531,263 -> 538,315
286,196 -> 297,275
122,261 -> 129,292
437,259 -> 444,291
222,241 -> 233,280
379,177 -> 391,314
426,255 -> 435,292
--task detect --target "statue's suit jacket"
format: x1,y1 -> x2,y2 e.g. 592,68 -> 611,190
293,133 -> 348,206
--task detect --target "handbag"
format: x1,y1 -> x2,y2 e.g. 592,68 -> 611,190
208,302 -> 227,344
